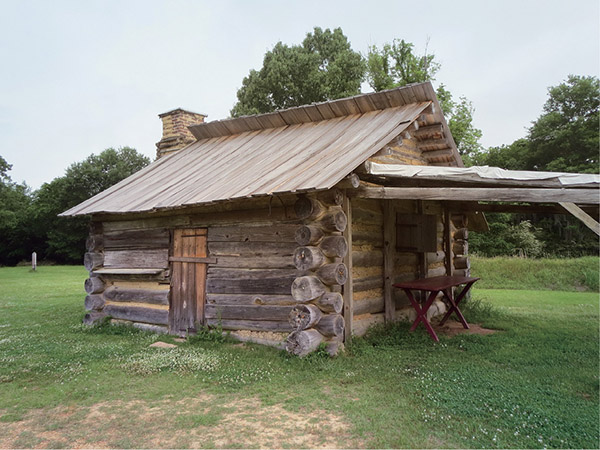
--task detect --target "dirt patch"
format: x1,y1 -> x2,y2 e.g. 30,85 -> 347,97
0,393 -> 357,449
433,320 -> 498,337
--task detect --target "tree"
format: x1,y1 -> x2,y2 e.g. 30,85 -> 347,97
0,156 -> 36,265
526,75 -> 599,173
366,39 -> 483,162
231,27 -> 365,117
32,147 -> 150,263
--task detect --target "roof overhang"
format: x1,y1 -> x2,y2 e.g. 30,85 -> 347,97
353,163 -> 600,235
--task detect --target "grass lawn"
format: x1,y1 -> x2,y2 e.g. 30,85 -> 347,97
0,265 -> 598,449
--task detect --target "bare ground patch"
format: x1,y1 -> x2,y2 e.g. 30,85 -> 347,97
0,393 -> 358,449
433,320 -> 498,337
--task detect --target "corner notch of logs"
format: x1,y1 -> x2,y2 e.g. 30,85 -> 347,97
287,191 -> 348,357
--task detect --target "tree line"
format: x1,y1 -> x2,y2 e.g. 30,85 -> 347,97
0,27 -> 597,266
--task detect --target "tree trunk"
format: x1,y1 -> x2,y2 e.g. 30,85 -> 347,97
293,246 -> 326,271
288,304 -> 323,330
319,236 -> 348,258
84,277 -> 105,294
313,292 -> 343,313
84,252 -> 104,271
84,294 -> 105,311
315,314 -> 344,338
291,276 -> 327,302
285,329 -> 325,357
316,263 -> 348,286
295,225 -> 324,246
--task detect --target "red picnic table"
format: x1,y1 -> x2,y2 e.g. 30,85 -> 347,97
393,275 -> 480,342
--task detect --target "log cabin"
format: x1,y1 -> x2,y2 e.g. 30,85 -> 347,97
61,82 -> 600,356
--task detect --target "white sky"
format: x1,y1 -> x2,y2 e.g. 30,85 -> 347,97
1,0 -> 598,188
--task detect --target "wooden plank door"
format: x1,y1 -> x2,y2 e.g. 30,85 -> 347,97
169,228 -> 208,335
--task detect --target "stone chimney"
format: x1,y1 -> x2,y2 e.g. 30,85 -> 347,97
155,108 -> 206,159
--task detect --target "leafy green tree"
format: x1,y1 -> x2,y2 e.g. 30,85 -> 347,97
0,156 -> 38,265
231,27 -> 365,117
32,147 -> 150,263
366,39 -> 483,162
526,75 -> 599,173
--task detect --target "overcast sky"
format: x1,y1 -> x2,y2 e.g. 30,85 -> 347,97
1,0 -> 598,188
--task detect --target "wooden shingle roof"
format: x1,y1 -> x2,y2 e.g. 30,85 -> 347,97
62,82 -> 457,216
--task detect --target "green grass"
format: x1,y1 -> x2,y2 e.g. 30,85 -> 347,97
471,256 -> 599,291
0,265 -> 598,448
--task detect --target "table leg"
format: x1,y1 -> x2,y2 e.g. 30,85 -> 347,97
404,288 -> 440,342
439,281 -> 476,328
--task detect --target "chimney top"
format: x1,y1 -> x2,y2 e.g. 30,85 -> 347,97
155,108 -> 207,159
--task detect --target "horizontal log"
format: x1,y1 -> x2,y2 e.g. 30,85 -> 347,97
208,224 -> 298,243
206,275 -> 295,295
206,268 -> 300,280
205,304 -> 293,321
169,256 -> 217,264
286,329 -> 325,357
312,292 -> 343,313
352,230 -> 383,246
86,234 -> 104,252
353,296 -> 384,315
104,249 -> 169,269
104,228 -> 169,249
206,318 -> 293,332
454,228 -> 468,240
316,263 -> 348,286
208,241 -> 296,256
427,266 -> 447,278
84,277 -> 105,294
319,236 -> 348,258
291,276 -> 327,302
352,313 -> 384,337
453,268 -> 471,277
206,294 -> 296,306
212,255 -> 295,269
316,188 -> 344,206
295,196 -> 326,220
104,304 -> 168,325
318,209 -> 347,233
353,276 -> 383,292
82,311 -> 107,326
352,250 -> 383,267
103,287 -> 169,305
453,241 -> 468,256
294,246 -> 326,271
84,252 -> 104,271
289,304 -> 322,330
84,294 -> 105,311
133,323 -> 168,334
315,314 -> 344,338
453,256 -> 470,270
295,225 -> 324,246
352,187 -> 600,204
352,206 -> 383,224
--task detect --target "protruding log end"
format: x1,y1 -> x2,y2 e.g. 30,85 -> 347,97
82,311 -> 107,326
316,263 -> 348,286
285,329 -> 325,357
291,276 -> 327,302
316,188 -> 344,206
84,252 -> 104,271
315,314 -> 344,338
319,236 -> 348,258
293,246 -> 326,271
294,196 -> 326,220
313,292 -> 343,313
289,304 -> 323,330
84,277 -> 105,294
319,210 -> 347,233
295,225 -> 324,246
84,294 -> 105,311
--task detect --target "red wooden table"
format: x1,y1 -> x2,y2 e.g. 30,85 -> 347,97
393,275 -> 480,342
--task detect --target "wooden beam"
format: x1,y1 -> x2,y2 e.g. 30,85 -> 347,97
444,208 -> 453,276
445,201 -> 600,217
383,200 -> 395,323
342,193 -> 354,344
559,202 -> 600,236
351,187 -> 600,204
413,123 -> 443,138
422,149 -> 454,159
